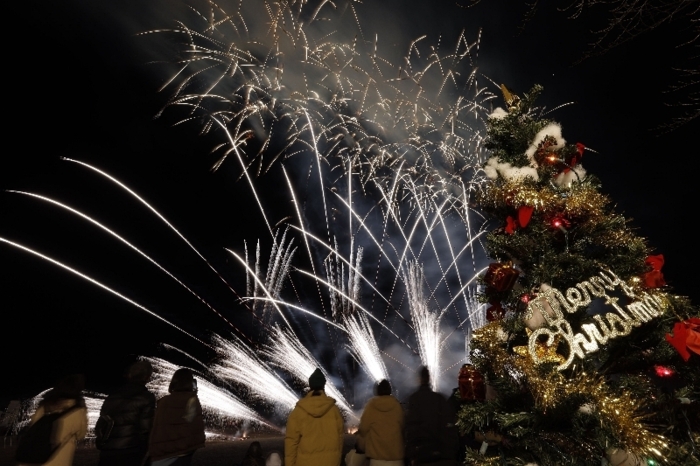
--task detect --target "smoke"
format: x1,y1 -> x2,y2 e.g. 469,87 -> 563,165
37,0 -> 496,424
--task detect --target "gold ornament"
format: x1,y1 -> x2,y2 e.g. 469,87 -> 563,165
606,447 -> 646,466
500,84 -> 520,111
472,322 -> 668,460
513,330 -> 565,365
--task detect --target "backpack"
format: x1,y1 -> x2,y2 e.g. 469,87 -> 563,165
94,413 -> 115,449
15,408 -> 75,463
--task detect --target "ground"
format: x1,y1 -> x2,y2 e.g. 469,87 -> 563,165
0,435 -> 358,465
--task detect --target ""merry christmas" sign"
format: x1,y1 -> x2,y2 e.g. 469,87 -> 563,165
525,270 -> 667,370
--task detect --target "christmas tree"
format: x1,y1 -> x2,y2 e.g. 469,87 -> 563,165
456,85 -> 700,465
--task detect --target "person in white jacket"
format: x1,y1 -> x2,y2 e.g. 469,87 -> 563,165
17,374 -> 88,466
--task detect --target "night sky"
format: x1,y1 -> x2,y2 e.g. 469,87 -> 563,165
2,0 -> 698,404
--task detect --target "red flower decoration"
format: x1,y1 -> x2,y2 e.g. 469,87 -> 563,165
504,205 -> 534,235
642,254 -> 666,288
665,318 -> 700,361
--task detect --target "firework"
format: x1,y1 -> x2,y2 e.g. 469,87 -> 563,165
3,0 -> 493,432
146,356 -> 273,429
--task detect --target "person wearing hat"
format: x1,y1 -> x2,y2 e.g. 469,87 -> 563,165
284,368 -> 344,466
357,379 -> 404,466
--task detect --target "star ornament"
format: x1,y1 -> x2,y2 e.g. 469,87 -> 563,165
513,330 -> 566,365
604,295 -> 619,306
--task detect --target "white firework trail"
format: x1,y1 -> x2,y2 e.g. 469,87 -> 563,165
0,237 -> 208,347
211,335 -> 299,414
325,241 -> 363,319
344,313 -> 389,383
405,261 -> 443,392
3,0 -> 498,432
261,326 -> 357,420
16,390 -> 105,436
145,357 -> 272,428
84,394 -> 106,435
246,228 -> 297,317
6,190 -> 242,335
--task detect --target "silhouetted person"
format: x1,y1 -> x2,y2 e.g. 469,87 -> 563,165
241,440 -> 265,466
285,368 -> 344,466
148,368 -> 205,466
16,374 -> 88,466
404,367 -> 458,466
96,360 -> 156,466
358,379 -> 404,466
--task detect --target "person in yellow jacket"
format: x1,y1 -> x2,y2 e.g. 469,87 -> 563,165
285,368 -> 344,466
358,379 -> 404,466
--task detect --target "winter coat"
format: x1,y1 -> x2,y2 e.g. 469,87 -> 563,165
96,381 -> 156,451
18,399 -> 88,466
284,390 -> 344,466
358,395 -> 404,461
148,391 -> 205,461
404,385 -> 458,464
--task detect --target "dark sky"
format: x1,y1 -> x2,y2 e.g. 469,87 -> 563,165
1,0 -> 698,403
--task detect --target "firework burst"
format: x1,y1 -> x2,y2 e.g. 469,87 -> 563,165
4,0 -> 495,431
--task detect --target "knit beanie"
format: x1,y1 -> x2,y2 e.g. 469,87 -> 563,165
309,368 -> 326,390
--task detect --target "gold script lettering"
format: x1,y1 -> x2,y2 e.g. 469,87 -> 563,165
526,270 -> 667,370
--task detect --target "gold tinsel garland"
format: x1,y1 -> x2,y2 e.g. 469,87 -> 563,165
478,180 -> 610,219
472,322 -> 669,460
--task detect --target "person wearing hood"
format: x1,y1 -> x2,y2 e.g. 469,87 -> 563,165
284,368 -> 344,466
16,374 -> 88,466
96,360 -> 156,466
357,379 -> 403,466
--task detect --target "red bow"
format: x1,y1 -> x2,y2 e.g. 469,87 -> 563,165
642,254 -> 666,288
666,318 -> 700,361
562,142 -> 585,173
486,301 -> 505,321
505,205 -> 534,235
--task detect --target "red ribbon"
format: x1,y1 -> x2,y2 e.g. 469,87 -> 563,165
665,318 -> 700,361
642,254 -> 666,288
505,216 -> 517,234
562,142 -> 585,173
505,205 -> 534,235
486,301 -> 505,322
